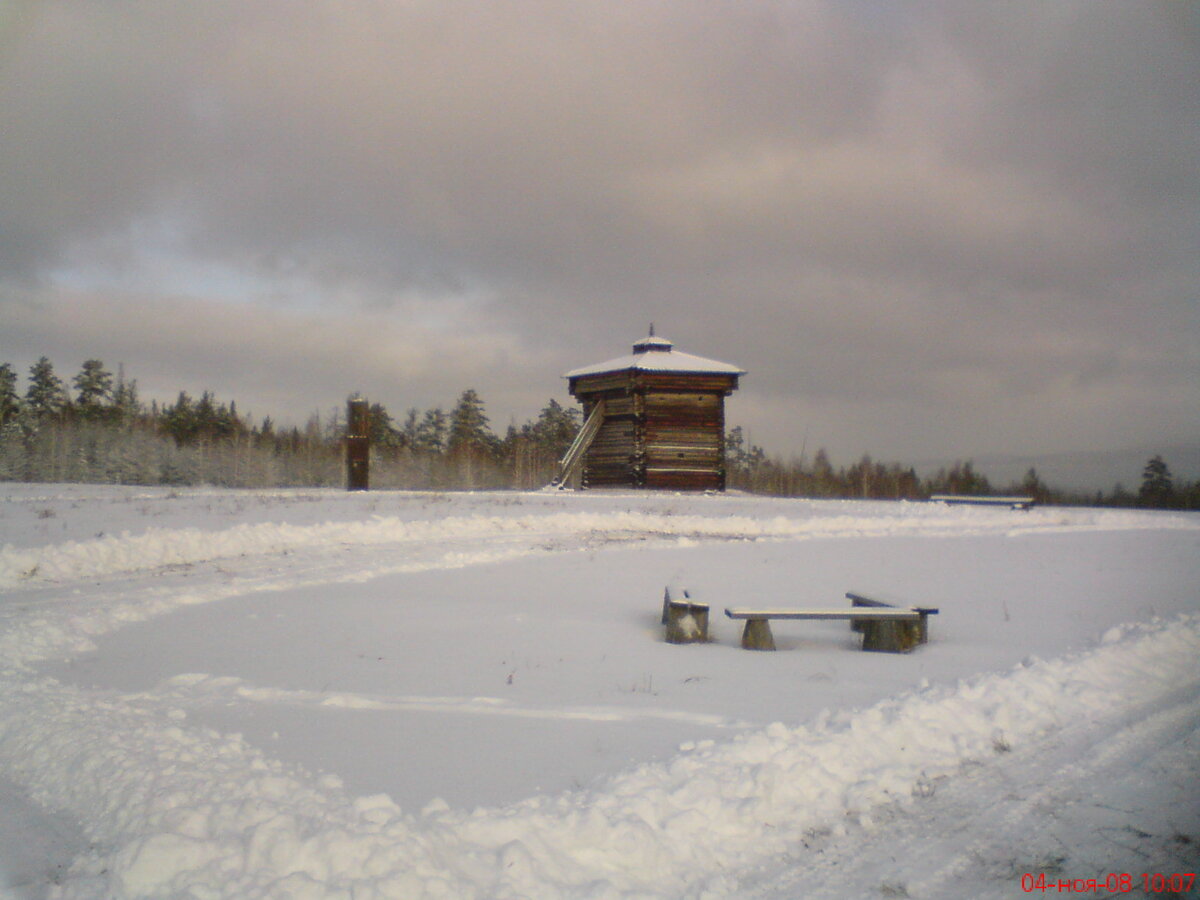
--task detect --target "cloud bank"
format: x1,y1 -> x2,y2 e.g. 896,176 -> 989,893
1,1 -> 1197,465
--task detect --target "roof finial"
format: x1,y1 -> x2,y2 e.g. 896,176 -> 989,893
649,322 -> 655,337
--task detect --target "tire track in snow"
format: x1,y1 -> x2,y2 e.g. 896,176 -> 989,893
136,673 -> 752,729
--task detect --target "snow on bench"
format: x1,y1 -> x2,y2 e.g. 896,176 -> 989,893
724,604 -> 924,653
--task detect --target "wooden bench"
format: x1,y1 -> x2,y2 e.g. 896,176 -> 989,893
724,606 -> 923,653
846,592 -> 939,645
930,494 -> 1035,510
662,586 -> 710,644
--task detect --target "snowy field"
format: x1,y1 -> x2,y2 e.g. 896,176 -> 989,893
1,485 -> 1198,899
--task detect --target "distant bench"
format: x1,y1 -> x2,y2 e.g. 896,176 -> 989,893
724,593 -> 939,653
930,494 -> 1035,510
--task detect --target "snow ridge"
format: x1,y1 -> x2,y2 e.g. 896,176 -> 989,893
4,505 -> 1192,590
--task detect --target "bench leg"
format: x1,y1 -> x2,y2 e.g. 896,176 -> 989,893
741,618 -> 775,651
861,619 -> 920,653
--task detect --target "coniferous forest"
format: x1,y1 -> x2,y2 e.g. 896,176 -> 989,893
1,357 -> 1196,509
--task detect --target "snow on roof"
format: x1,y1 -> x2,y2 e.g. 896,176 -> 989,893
564,334 -> 746,379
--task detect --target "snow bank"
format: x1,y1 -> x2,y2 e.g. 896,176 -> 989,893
3,502 -> 1189,592
3,613 -> 1195,898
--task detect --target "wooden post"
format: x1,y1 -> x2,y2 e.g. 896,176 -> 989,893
346,395 -> 369,491
861,618 -> 920,653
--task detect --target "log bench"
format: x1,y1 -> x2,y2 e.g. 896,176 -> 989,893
846,592 -> 939,645
724,606 -> 923,653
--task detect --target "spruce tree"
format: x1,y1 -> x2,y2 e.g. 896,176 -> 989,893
162,391 -> 197,445
367,403 -> 400,447
112,364 -> 141,424
73,359 -> 114,415
1138,455 -> 1174,507
448,389 -> 498,488
25,357 -> 67,419
530,399 -> 580,456
414,408 -> 447,454
401,409 -> 421,448
0,363 -> 20,426
447,389 -> 493,455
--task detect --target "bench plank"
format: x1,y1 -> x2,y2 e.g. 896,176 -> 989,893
725,608 -> 919,621
930,494 -> 1034,510
846,592 -> 939,615
725,605 -> 924,653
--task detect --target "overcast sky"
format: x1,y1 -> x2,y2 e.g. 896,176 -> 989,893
1,1 -> 1197,472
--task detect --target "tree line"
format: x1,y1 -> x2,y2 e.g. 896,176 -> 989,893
1,355 -> 1196,508
724,426 -> 1199,510
0,356 -> 579,489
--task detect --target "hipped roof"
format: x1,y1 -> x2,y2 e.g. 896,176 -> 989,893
564,334 -> 746,379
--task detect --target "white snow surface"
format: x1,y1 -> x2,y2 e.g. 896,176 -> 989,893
1,485 -> 1197,898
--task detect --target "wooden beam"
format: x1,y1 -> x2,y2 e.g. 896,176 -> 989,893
724,608 -> 920,621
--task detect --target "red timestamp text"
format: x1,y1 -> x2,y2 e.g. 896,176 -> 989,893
1020,872 -> 1196,894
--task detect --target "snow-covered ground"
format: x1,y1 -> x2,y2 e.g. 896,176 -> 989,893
1,485 -> 1197,899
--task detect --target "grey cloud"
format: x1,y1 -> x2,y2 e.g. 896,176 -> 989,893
0,1 -> 1196,472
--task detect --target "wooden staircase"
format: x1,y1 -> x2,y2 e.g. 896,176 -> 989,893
551,400 -> 606,488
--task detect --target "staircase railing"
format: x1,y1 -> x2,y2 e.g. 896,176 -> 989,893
551,399 -> 605,488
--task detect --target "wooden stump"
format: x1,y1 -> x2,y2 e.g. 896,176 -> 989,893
666,601 -> 709,644
740,618 -> 776,651
861,618 -> 920,653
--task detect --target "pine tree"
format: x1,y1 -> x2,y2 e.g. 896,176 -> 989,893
401,409 -> 421,448
112,364 -> 141,424
414,408 -> 447,454
73,359 -> 114,418
811,448 -> 836,497
161,391 -> 197,445
1021,467 -> 1049,503
447,389 -> 494,455
724,425 -> 747,477
530,399 -> 580,456
1138,455 -> 1174,507
367,403 -> 401,447
447,389 -> 499,488
25,357 -> 67,419
0,363 -> 20,426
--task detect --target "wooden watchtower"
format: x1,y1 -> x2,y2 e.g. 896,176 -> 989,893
555,330 -> 745,490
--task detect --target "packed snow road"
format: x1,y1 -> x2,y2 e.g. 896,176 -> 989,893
1,486 -> 1197,898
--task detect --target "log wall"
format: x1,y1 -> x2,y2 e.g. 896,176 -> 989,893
569,371 -> 737,490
